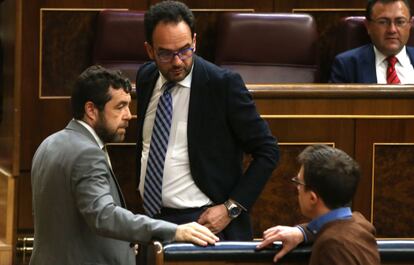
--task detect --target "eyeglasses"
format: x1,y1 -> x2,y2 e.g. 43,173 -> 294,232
371,18 -> 410,28
291,176 -> 306,187
157,47 -> 195,63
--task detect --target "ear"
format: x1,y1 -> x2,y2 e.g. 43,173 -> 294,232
145,42 -> 155,60
84,101 -> 98,124
309,191 -> 319,206
193,33 -> 197,52
364,20 -> 372,37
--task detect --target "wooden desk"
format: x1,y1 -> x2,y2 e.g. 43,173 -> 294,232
152,240 -> 414,265
242,84 -> 414,238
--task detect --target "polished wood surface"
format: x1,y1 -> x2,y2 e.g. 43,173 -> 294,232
0,171 -> 16,265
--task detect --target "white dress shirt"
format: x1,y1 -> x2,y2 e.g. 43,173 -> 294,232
374,46 -> 414,84
139,67 -> 212,209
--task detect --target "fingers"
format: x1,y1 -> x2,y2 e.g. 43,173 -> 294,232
190,222 -> 219,245
256,236 -> 276,249
134,244 -> 139,255
274,246 -> 290,263
175,222 -> 219,246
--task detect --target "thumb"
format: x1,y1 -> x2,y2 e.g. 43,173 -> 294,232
274,247 -> 289,263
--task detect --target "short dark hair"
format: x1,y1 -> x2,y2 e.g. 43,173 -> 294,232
71,65 -> 132,119
298,145 -> 360,209
366,0 -> 411,20
144,0 -> 195,45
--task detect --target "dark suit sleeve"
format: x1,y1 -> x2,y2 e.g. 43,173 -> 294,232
225,72 -> 279,210
330,55 -> 350,83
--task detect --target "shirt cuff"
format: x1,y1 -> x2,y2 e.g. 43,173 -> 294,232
295,225 -> 308,243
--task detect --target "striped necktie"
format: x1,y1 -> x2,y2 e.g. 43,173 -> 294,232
143,81 -> 175,217
386,55 -> 401,84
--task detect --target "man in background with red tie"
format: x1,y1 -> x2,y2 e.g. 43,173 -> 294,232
330,0 -> 414,84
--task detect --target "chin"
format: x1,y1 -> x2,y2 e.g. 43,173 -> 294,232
112,134 -> 125,143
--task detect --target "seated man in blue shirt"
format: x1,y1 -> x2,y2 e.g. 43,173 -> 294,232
330,0 -> 414,83
257,145 -> 380,265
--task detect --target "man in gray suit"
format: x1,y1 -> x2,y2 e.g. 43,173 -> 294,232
30,65 -> 218,265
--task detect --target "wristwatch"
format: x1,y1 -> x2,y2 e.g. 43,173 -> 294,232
224,200 -> 242,219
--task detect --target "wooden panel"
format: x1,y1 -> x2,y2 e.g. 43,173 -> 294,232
0,0 -> 18,174
106,143 -> 144,214
40,9 -> 99,97
0,174 -> 7,240
0,172 -> 16,265
7,177 -> 15,243
274,0 -> 366,12
17,172 -> 32,230
250,119 -> 354,237
372,144 -> 414,238
354,120 -> 414,221
250,85 -> 414,116
250,144 -> 308,238
0,242 -> 13,265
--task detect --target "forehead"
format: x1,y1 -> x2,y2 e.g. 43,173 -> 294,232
371,1 -> 410,18
152,21 -> 193,49
106,87 -> 131,104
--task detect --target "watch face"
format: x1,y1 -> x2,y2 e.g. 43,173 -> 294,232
230,206 -> 241,217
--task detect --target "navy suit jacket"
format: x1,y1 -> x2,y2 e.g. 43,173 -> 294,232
136,55 -> 279,240
330,44 -> 414,83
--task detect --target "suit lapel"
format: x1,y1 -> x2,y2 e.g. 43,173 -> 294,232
188,56 -> 209,143
66,120 -> 127,207
137,67 -> 159,136
106,158 -> 127,208
406,46 -> 414,66
361,45 -> 377,83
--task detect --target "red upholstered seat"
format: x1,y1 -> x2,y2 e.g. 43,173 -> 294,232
214,13 -> 319,83
92,10 -> 148,81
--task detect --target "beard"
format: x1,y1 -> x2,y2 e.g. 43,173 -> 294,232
94,115 -> 126,143
158,59 -> 193,83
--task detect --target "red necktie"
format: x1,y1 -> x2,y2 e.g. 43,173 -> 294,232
386,56 -> 401,84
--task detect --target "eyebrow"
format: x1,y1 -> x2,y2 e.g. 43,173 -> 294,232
115,99 -> 130,107
157,43 -> 192,52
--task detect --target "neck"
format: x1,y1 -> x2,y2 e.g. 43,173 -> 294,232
311,203 -> 331,219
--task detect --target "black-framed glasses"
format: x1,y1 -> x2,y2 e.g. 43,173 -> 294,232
371,17 -> 410,28
157,47 -> 195,63
291,176 -> 306,187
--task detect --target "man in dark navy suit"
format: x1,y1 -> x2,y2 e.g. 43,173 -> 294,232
330,0 -> 414,83
135,1 -> 279,240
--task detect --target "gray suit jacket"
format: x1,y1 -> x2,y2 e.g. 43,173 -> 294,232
30,120 -> 177,265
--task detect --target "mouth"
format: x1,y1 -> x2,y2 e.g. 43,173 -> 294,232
119,125 -> 128,132
171,68 -> 184,75
385,35 -> 399,41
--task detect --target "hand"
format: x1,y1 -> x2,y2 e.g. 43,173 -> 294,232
133,244 -> 139,255
256,225 -> 304,263
197,205 -> 231,234
174,222 -> 219,246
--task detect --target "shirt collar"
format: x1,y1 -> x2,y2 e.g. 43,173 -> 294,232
374,45 -> 409,67
75,119 -> 105,149
307,207 -> 352,235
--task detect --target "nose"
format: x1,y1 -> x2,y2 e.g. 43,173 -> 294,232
124,106 -> 132,120
388,22 -> 398,32
171,53 -> 184,65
